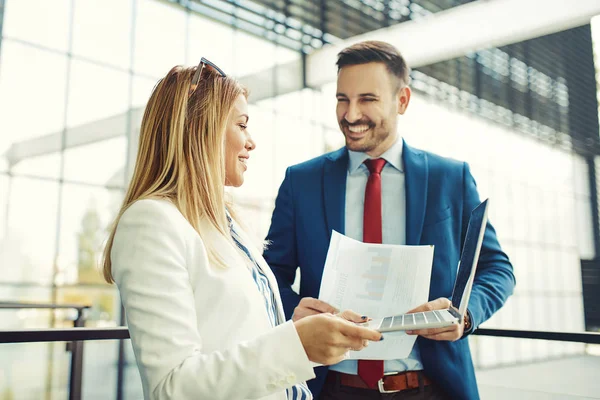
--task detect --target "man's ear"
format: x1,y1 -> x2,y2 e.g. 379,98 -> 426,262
397,86 -> 411,115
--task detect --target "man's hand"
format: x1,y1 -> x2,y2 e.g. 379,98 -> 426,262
292,297 -> 338,322
404,297 -> 464,341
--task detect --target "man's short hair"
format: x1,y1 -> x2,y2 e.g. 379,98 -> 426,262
336,40 -> 411,87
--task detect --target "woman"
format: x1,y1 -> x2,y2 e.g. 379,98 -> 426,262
102,58 -> 381,400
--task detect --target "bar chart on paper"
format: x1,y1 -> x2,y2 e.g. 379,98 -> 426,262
319,231 -> 434,316
318,231 -> 435,360
357,248 -> 392,302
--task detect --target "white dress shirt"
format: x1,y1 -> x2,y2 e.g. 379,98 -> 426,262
329,136 -> 424,374
111,199 -> 315,400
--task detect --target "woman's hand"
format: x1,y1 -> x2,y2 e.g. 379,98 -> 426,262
336,309 -> 370,323
292,298 -> 369,324
292,297 -> 338,322
294,313 -> 382,365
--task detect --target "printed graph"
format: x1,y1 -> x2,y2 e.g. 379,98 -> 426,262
357,247 -> 392,301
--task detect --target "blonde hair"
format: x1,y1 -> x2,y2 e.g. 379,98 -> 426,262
102,65 -> 247,283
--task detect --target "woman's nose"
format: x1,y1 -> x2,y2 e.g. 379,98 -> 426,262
246,134 -> 256,151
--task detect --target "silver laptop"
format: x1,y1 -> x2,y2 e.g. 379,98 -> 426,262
366,199 -> 489,332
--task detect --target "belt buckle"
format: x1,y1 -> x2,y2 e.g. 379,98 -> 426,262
377,372 -> 401,394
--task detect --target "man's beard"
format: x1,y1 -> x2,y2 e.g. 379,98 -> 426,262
341,119 -> 389,153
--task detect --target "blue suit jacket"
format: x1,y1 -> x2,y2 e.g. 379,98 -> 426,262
264,141 -> 515,400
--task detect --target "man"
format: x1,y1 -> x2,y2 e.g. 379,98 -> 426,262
264,41 -> 515,399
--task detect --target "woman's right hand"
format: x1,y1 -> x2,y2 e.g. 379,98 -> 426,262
294,313 -> 382,365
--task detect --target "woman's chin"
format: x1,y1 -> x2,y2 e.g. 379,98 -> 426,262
225,172 -> 245,188
231,177 -> 245,188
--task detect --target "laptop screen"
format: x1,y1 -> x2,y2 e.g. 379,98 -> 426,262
450,199 -> 489,315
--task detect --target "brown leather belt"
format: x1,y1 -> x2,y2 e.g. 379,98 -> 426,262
326,370 -> 432,393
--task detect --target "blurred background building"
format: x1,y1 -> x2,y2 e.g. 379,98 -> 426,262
0,0 -> 600,398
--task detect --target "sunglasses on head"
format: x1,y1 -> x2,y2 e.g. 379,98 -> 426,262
188,57 -> 227,97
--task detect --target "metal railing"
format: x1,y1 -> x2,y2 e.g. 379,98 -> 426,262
0,302 -> 90,400
2,327 -> 600,344
1,314 -> 600,399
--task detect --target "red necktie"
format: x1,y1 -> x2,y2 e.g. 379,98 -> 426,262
357,158 -> 386,388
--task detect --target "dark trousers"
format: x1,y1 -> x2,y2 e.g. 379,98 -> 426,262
319,372 -> 450,400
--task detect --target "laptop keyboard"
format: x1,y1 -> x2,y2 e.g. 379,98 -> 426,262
380,310 -> 446,330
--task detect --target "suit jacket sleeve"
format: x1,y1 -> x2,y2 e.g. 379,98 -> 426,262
461,163 -> 516,332
264,167 -> 301,320
111,200 -> 314,400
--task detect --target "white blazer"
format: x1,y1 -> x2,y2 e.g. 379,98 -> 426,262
111,199 -> 315,400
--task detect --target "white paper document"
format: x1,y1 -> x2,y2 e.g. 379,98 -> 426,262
319,231 -> 435,360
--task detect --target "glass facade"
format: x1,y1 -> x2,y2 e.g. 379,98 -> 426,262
0,0 -> 598,398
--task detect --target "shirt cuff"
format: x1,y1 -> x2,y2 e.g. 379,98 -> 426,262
461,309 -> 475,338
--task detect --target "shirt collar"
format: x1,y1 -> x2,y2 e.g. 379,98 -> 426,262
347,136 -> 404,174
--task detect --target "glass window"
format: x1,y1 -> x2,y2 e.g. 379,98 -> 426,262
514,303 -> 534,361
489,176 -> 511,237
132,76 -> 158,109
67,59 -> 129,128
9,148 -> 62,182
319,82 -> 339,130
511,183 -> 528,242
134,0 -> 187,78
513,245 -> 530,294
564,296 -> 586,332
0,42 -> 68,179
494,296 -> 517,328
274,114 -> 318,181
545,249 -> 560,293
476,336 -> 499,368
0,289 -> 56,327
72,0 -> 133,69
234,104 -> 276,198
229,194 -> 276,243
2,177 -> 60,285
324,128 -> 344,153
529,247 -> 544,295
123,340 -> 144,397
55,285 -> 120,325
55,184 -> 123,286
274,90 -> 304,119
0,174 -> 7,239
497,337 -> 517,365
0,341 -> 70,398
542,194 -> 558,246
575,194 -> 595,259
123,115 -> 145,187
562,251 -> 584,293
79,339 -> 142,397
302,87 -> 323,125
276,45 -> 300,65
187,14 -> 234,73
527,187 -> 543,244
3,0 -> 70,52
63,136 -> 128,187
62,60 -> 129,186
233,30 -> 275,77
515,295 -> 535,333
572,156 -> 589,196
556,194 -> 576,248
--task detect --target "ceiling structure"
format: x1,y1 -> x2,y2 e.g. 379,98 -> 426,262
5,0 -> 600,167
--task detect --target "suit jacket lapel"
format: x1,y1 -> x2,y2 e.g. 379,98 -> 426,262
404,140 -> 428,245
323,147 -> 348,238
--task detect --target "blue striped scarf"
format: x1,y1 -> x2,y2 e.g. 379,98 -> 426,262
226,211 -> 312,400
